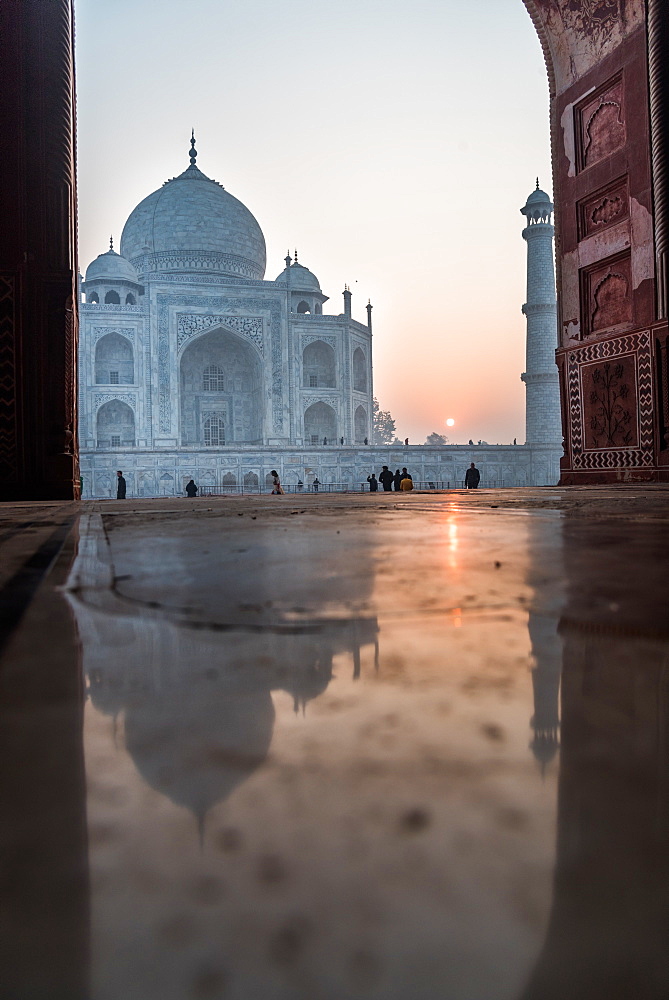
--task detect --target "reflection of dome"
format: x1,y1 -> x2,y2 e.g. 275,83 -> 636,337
274,261 -> 321,290
85,248 -> 139,284
120,139 -> 266,279
125,685 -> 275,821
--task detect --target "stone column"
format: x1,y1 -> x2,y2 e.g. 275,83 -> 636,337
520,185 -> 562,447
0,0 -> 80,500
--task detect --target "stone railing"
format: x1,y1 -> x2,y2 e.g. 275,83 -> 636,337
81,303 -> 144,313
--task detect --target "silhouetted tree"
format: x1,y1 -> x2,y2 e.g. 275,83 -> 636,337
425,432 -> 448,446
372,397 -> 397,445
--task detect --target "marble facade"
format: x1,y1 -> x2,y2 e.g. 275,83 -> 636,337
78,144 -> 561,496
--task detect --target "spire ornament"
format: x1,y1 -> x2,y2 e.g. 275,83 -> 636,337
109,235 -> 114,252
189,129 -> 198,168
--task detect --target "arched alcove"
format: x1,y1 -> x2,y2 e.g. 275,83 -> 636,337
125,293 -> 136,305
353,348 -> 367,392
354,405 -> 368,444
96,399 -> 135,448
95,332 -> 134,385
88,291 -> 99,304
222,472 -> 237,486
179,328 -> 263,446
243,472 -> 259,488
304,401 -> 336,444
104,290 -> 121,304
303,340 -> 335,388
297,300 -> 311,314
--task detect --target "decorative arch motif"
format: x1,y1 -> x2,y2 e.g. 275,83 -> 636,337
304,401 -> 337,443
95,331 -> 134,385
177,313 -> 264,356
353,347 -> 367,393
354,404 -> 368,443
303,339 -> 336,388
159,294 -> 282,436
96,398 -> 135,447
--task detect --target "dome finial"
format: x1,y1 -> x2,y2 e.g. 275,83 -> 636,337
109,234 -> 114,252
190,129 -> 197,167
284,249 -> 292,267
536,177 -> 540,189
294,248 -> 298,264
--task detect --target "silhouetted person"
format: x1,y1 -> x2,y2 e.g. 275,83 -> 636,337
185,479 -> 198,498
401,467 -> 412,482
513,437 -> 517,445
404,438 -> 409,446
116,470 -> 126,499
367,474 -> 378,492
313,477 -> 320,492
270,470 -> 284,495
297,479 -> 303,492
323,437 -> 327,446
379,466 -> 393,491
393,469 -> 401,490
364,437 -> 368,445
340,437 -> 344,445
465,463 -> 480,489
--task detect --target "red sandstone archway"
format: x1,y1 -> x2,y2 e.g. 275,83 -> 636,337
1,0 -> 667,498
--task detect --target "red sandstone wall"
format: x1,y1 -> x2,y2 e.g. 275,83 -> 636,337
525,0 -> 669,482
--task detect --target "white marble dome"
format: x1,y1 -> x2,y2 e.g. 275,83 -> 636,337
120,160 -> 267,280
85,248 -> 139,284
274,261 -> 321,290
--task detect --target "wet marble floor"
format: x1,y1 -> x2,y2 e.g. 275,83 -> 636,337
1,487 -> 669,999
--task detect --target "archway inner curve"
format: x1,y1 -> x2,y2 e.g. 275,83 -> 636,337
179,327 -> 264,446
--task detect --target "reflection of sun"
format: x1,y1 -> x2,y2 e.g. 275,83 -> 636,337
447,515 -> 459,570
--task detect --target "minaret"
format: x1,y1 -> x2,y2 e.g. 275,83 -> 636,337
520,182 -> 562,445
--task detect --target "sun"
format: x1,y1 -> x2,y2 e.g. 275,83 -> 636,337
446,418 -> 455,427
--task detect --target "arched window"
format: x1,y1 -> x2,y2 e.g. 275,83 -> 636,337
354,405 -> 368,444
353,348 -> 367,393
304,401 -> 336,444
244,472 -> 259,487
203,415 -> 224,446
96,399 -> 135,448
125,293 -> 136,305
95,332 -> 134,385
222,472 -> 237,486
297,300 -> 311,314
104,290 -> 121,304
202,364 -> 225,391
89,292 -> 99,304
303,340 -> 336,388
265,473 -> 275,486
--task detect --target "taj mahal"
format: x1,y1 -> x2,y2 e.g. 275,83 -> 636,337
78,137 -> 562,496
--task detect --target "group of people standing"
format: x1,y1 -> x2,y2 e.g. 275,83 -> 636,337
367,466 -> 414,492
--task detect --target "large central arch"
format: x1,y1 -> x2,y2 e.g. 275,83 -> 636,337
179,328 -> 264,446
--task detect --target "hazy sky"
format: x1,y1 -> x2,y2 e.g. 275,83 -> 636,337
75,0 -> 551,445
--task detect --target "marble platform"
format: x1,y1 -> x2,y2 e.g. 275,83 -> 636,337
1,487 -> 668,999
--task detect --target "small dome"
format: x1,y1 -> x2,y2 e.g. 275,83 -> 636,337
526,187 -> 551,204
274,261 -> 321,291
85,248 -> 139,284
521,181 -> 553,222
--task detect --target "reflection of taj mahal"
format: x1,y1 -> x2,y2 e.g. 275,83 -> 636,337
78,135 -> 374,497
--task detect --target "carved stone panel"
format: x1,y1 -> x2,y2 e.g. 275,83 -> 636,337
582,252 -> 632,336
578,176 -> 629,239
582,354 -> 638,449
568,330 -> 653,469
576,75 -> 625,170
